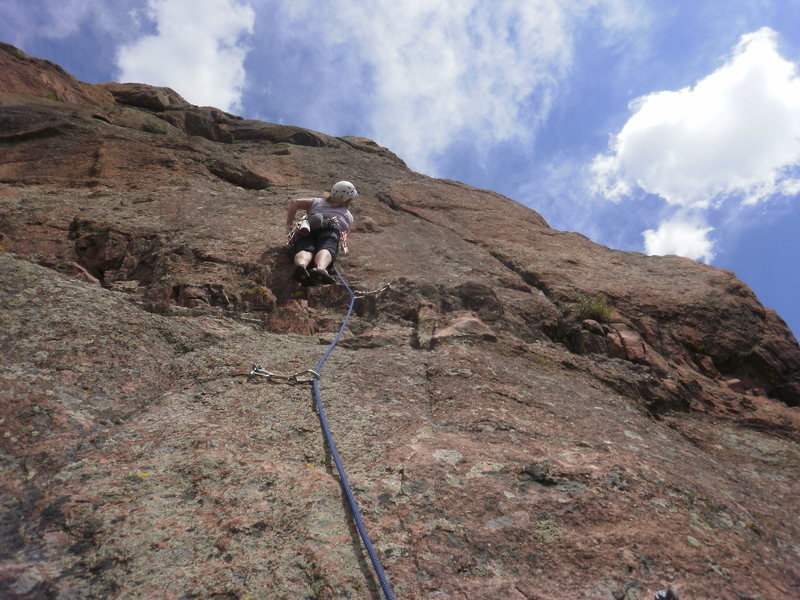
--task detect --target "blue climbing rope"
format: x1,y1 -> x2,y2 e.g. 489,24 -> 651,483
312,265 -> 397,600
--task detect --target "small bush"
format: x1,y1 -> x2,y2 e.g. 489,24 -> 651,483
142,119 -> 168,135
574,293 -> 612,322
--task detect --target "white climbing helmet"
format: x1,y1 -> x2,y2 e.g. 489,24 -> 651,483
330,180 -> 358,203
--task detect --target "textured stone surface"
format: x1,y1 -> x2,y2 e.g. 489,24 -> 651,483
97,82 -> 190,111
0,42 -> 114,106
1,43 -> 799,599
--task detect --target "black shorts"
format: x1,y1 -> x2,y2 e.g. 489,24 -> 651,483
293,227 -> 341,261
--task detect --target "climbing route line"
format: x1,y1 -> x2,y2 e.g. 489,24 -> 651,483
312,265 -> 397,600
246,267 -> 396,598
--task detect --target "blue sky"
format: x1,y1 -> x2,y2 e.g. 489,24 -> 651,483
2,0 -> 799,338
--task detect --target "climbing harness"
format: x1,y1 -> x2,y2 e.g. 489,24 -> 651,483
249,265 -> 396,599
286,215 -> 340,242
287,213 -> 351,257
248,365 -> 319,385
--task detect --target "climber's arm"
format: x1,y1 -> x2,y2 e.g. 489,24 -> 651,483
286,198 -> 313,233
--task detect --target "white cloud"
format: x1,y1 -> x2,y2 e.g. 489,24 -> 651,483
276,0 -> 646,174
779,177 -> 800,197
597,0 -> 650,31
643,214 -> 715,262
116,0 -> 255,112
593,28 -> 800,208
591,27 -> 800,260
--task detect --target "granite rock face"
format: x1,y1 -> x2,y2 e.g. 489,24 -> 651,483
1,44 -> 799,600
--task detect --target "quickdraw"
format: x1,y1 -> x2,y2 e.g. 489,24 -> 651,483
248,364 -> 319,385
353,281 -> 392,298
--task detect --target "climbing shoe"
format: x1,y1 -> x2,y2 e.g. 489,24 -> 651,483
291,265 -> 314,286
310,267 -> 336,286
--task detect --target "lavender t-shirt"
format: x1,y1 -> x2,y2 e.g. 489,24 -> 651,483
309,197 -> 354,232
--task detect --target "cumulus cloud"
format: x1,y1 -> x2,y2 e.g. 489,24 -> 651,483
116,0 -> 255,112
591,27 -> 800,261
276,0 -> 644,173
643,214 -> 715,262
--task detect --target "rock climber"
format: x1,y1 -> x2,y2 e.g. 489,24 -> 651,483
286,180 -> 357,286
